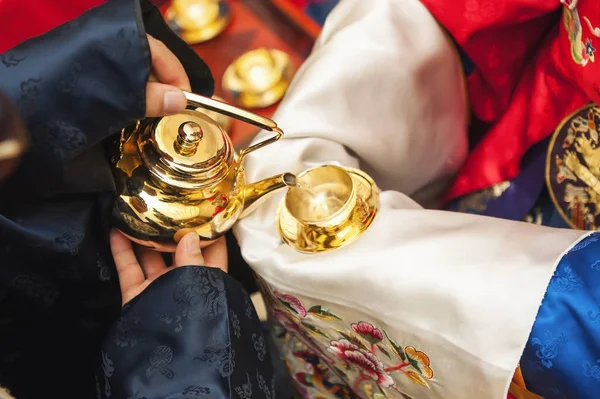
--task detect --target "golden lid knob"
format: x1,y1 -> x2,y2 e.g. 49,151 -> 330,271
141,110 -> 234,189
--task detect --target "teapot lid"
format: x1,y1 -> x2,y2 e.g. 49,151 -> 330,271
142,110 -> 234,189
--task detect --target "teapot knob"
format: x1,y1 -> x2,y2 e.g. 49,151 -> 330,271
175,121 -> 204,157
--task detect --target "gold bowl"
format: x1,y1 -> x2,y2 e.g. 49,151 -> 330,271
166,0 -> 231,44
222,48 -> 294,109
277,165 -> 379,254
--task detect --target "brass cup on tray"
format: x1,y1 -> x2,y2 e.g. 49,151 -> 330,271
223,48 -> 294,109
166,0 -> 231,44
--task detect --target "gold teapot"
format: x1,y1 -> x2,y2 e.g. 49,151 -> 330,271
109,92 -> 296,252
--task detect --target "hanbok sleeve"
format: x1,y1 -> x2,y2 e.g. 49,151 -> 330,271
233,0 -> 589,398
96,266 -> 275,399
520,232 -> 600,399
0,0 -> 213,196
0,0 -> 150,159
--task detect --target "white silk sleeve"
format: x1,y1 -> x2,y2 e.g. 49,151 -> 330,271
233,0 -> 587,397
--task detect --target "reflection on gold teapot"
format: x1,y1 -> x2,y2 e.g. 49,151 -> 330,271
109,92 -> 296,252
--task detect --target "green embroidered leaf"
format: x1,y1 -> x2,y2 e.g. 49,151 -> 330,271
377,344 -> 392,359
302,322 -> 329,338
278,300 -> 299,315
383,330 -> 406,361
336,330 -> 368,350
408,356 -> 422,374
307,305 -> 342,321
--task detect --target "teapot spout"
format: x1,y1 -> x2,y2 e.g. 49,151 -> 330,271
240,172 -> 298,219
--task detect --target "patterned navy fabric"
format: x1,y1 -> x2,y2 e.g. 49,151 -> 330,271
521,233 -> 600,399
97,266 -> 275,399
0,0 -> 235,397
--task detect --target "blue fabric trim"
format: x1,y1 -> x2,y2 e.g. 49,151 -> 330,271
521,233 -> 600,399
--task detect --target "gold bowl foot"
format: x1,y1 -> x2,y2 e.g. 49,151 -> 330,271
277,165 -> 379,254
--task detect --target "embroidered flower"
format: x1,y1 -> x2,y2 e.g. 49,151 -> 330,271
328,339 -> 394,387
405,346 -> 434,379
351,322 -> 384,344
274,292 -> 308,317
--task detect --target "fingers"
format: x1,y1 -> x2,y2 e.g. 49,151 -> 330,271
145,81 -> 188,117
147,35 -> 191,91
145,34 -> 191,117
174,232 -> 205,267
136,247 -> 167,279
202,237 -> 228,273
110,229 -> 145,295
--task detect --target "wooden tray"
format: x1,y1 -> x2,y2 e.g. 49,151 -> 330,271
159,0 -> 315,147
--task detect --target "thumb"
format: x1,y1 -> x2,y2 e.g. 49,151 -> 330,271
174,232 -> 205,267
145,82 -> 187,117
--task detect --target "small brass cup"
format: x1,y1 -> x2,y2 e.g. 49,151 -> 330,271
277,165 -> 379,253
166,0 -> 231,44
285,165 -> 356,227
222,48 -> 293,109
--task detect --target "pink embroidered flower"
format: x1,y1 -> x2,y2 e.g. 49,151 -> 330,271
328,339 -> 394,387
274,292 -> 308,317
351,321 -> 384,344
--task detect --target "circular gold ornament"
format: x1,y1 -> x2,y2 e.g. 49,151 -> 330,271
166,0 -> 231,44
222,48 -> 294,109
546,102 -> 600,230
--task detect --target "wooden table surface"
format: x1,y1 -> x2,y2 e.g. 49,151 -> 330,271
159,0 -> 315,147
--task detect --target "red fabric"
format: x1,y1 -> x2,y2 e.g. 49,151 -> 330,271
0,0 -> 105,53
418,0 -> 598,200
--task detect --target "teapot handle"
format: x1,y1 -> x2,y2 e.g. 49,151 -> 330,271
184,92 -> 283,159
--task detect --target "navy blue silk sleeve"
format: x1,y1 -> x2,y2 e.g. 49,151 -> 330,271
97,266 -> 276,399
521,233 -> 600,399
0,0 -> 149,196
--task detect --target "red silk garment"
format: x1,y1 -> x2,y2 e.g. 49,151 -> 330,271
418,0 -> 599,200
0,0 -> 104,52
